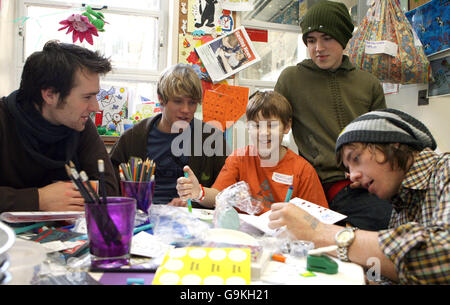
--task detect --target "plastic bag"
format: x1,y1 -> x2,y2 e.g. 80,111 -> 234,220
346,0 -> 431,84
149,205 -> 210,245
214,181 -> 264,230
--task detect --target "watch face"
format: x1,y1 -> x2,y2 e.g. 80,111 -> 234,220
336,228 -> 355,246
337,231 -> 351,243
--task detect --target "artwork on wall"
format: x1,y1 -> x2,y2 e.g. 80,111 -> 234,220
178,0 -> 238,81
95,86 -> 128,134
405,0 -> 449,57
428,54 -> 450,98
188,0 -> 224,35
195,27 -> 260,83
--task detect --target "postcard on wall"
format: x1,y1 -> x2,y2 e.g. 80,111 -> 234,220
428,54 -> 450,98
195,26 -> 260,83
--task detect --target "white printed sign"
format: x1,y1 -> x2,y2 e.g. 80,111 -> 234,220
365,40 -> 398,57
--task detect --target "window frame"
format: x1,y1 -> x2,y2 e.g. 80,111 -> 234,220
235,13 -> 302,92
16,0 -> 169,86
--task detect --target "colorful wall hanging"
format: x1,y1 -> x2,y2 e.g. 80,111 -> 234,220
346,0 -> 431,84
405,0 -> 449,57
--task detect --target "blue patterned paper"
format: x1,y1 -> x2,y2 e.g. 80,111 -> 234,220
405,0 -> 449,56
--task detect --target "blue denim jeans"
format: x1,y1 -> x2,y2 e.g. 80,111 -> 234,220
329,186 -> 393,231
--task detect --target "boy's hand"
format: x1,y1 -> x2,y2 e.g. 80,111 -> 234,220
176,166 -> 201,202
38,181 -> 85,211
269,202 -> 324,242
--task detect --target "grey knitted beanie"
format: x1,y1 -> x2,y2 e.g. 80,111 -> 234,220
335,108 -> 437,152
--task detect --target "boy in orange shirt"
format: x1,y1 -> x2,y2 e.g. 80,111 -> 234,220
176,91 -> 328,214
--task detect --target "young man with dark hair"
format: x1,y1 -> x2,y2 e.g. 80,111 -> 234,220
0,40 -> 119,213
275,0 -> 392,230
269,109 -> 449,284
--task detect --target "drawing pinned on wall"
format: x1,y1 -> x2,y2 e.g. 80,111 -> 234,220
220,10 -> 234,32
178,33 -> 213,81
129,98 -> 162,124
96,86 -> 128,133
188,0 -> 223,35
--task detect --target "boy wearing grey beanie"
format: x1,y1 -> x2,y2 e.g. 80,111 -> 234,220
269,109 -> 449,284
275,0 -> 392,230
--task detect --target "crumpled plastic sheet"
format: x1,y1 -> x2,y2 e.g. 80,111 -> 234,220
149,204 -> 210,246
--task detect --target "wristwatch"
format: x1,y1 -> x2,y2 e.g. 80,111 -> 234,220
335,227 -> 358,262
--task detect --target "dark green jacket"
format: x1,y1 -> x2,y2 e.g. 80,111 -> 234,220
275,56 -> 386,184
110,114 -> 228,192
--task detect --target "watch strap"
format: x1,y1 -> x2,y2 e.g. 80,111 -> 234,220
336,227 -> 358,262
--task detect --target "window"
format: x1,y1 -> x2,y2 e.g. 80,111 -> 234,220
237,0 -> 306,92
17,0 -> 169,115
236,0 -> 362,92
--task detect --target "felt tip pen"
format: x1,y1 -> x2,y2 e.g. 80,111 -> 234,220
133,223 -> 153,235
271,253 -> 300,267
184,172 -> 192,213
284,185 -> 293,202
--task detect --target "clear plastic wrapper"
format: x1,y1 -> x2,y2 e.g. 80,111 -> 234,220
216,181 -> 263,216
149,205 -> 210,246
214,181 -> 264,230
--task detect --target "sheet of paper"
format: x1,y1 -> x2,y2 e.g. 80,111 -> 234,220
0,211 -> 85,223
130,231 -> 174,258
239,197 -> 347,236
41,240 -> 85,253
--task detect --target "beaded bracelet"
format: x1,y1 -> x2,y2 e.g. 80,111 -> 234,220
194,184 -> 205,202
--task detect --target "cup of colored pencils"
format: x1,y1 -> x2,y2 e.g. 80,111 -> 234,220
119,157 -> 155,215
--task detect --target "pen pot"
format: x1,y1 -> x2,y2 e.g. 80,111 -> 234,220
85,197 -> 136,268
120,180 -> 154,215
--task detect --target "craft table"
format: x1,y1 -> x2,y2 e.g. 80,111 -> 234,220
2,207 -> 366,285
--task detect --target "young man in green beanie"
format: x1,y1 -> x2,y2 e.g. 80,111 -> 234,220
269,109 -> 449,284
275,0 -> 392,231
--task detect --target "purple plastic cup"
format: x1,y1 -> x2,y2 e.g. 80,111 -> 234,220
85,197 -> 136,268
120,181 -> 154,214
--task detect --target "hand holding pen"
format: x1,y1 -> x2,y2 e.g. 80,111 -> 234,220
175,166 -> 202,212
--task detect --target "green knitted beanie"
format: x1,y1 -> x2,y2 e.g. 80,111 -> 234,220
300,0 -> 354,49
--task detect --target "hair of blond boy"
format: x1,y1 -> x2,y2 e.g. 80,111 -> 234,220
246,91 -> 292,128
157,63 -> 203,105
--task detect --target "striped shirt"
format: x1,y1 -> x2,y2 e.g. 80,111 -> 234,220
378,148 -> 450,284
